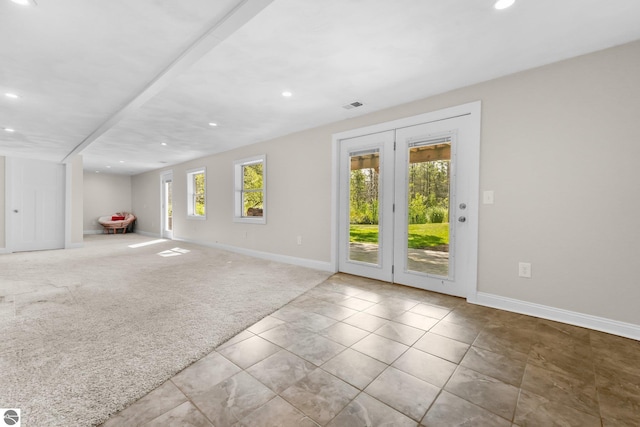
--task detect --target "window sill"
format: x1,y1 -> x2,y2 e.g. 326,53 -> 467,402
187,215 -> 207,221
233,216 -> 266,225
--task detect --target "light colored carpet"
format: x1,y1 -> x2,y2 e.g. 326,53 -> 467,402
0,234 -> 331,426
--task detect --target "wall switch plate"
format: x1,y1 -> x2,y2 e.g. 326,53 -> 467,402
483,190 -> 494,204
518,262 -> 532,278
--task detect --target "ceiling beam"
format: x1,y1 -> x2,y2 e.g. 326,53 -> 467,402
62,0 -> 273,164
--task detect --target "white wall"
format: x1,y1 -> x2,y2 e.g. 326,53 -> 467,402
70,155 -> 84,245
0,156 -> 5,249
83,172 -> 132,234
100,40 -> 640,335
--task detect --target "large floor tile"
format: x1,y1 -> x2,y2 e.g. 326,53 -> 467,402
421,391 -> 511,427
393,311 -> 439,331
217,335 -> 281,369
286,333 -> 346,365
460,346 -> 526,387
171,352 -> 241,399
102,380 -> 187,427
258,323 -> 317,348
374,321 -> 425,346
365,366 -> 439,422
318,321 -> 369,347
281,368 -> 359,425
343,311 -> 389,332
392,347 -> 456,388
246,349 -> 315,393
321,347 -> 387,389
413,332 -> 469,363
352,333 -> 408,364
514,389 -> 601,427
144,401 -> 212,427
189,371 -> 275,426
520,364 -> 599,416
327,392 -> 416,427
444,366 -> 519,421
429,319 -> 481,344
236,396 -> 319,427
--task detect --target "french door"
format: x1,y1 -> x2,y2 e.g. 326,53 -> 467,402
337,106 -> 479,298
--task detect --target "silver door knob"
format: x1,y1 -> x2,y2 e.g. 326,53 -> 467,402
458,216 -> 466,223
13,209 -> 18,213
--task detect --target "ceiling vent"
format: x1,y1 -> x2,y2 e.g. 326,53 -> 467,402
342,101 -> 363,110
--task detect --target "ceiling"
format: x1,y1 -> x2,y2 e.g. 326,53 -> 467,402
2,0 -> 640,175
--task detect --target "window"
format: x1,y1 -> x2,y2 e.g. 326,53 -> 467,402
187,168 -> 206,219
234,155 -> 266,223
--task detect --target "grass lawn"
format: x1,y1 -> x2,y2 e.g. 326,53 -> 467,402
350,223 -> 449,249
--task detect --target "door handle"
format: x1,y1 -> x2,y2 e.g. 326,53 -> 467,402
13,209 -> 19,213
458,216 -> 466,223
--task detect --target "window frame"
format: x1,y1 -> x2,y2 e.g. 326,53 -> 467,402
233,154 -> 266,224
186,167 -> 206,220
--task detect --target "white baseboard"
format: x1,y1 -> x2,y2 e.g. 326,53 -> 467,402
174,237 -> 334,272
470,291 -> 640,341
83,229 -> 103,235
136,230 -> 162,238
0,247 -> 9,254
65,242 -> 84,249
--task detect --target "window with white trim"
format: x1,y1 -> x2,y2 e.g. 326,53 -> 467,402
234,155 -> 266,223
187,167 -> 206,219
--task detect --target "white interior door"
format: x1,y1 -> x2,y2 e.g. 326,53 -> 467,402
161,171 -> 173,239
8,157 -> 65,252
337,105 -> 479,298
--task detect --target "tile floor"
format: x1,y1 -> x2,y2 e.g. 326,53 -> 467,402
102,273 -> 640,426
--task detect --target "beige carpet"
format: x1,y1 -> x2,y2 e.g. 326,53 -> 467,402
0,234 -> 331,426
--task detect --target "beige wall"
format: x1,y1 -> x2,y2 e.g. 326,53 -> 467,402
83,172 -> 132,233
0,156 -> 5,249
133,40 -> 640,327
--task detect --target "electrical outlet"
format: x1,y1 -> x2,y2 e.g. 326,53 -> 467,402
297,235 -> 302,245
518,262 -> 532,278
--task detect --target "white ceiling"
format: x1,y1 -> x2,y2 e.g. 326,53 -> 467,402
2,0 -> 640,175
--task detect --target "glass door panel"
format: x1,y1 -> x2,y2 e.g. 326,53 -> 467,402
161,172 -> 173,239
406,139 -> 452,277
349,149 -> 380,265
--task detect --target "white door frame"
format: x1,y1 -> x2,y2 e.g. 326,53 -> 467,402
331,101 -> 481,299
160,170 -> 173,239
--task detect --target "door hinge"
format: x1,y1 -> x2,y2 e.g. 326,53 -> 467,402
393,203 -> 395,213
392,265 -> 394,274
393,141 -> 396,150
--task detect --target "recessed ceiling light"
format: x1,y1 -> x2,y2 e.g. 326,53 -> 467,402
282,91 -> 293,97
95,171 -> 100,174
119,160 -> 125,163
494,0 -> 515,10
5,93 -> 19,99
11,0 -> 37,6
161,142 -> 167,146
208,122 -> 218,127
106,165 -> 111,169
3,127 -> 15,133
